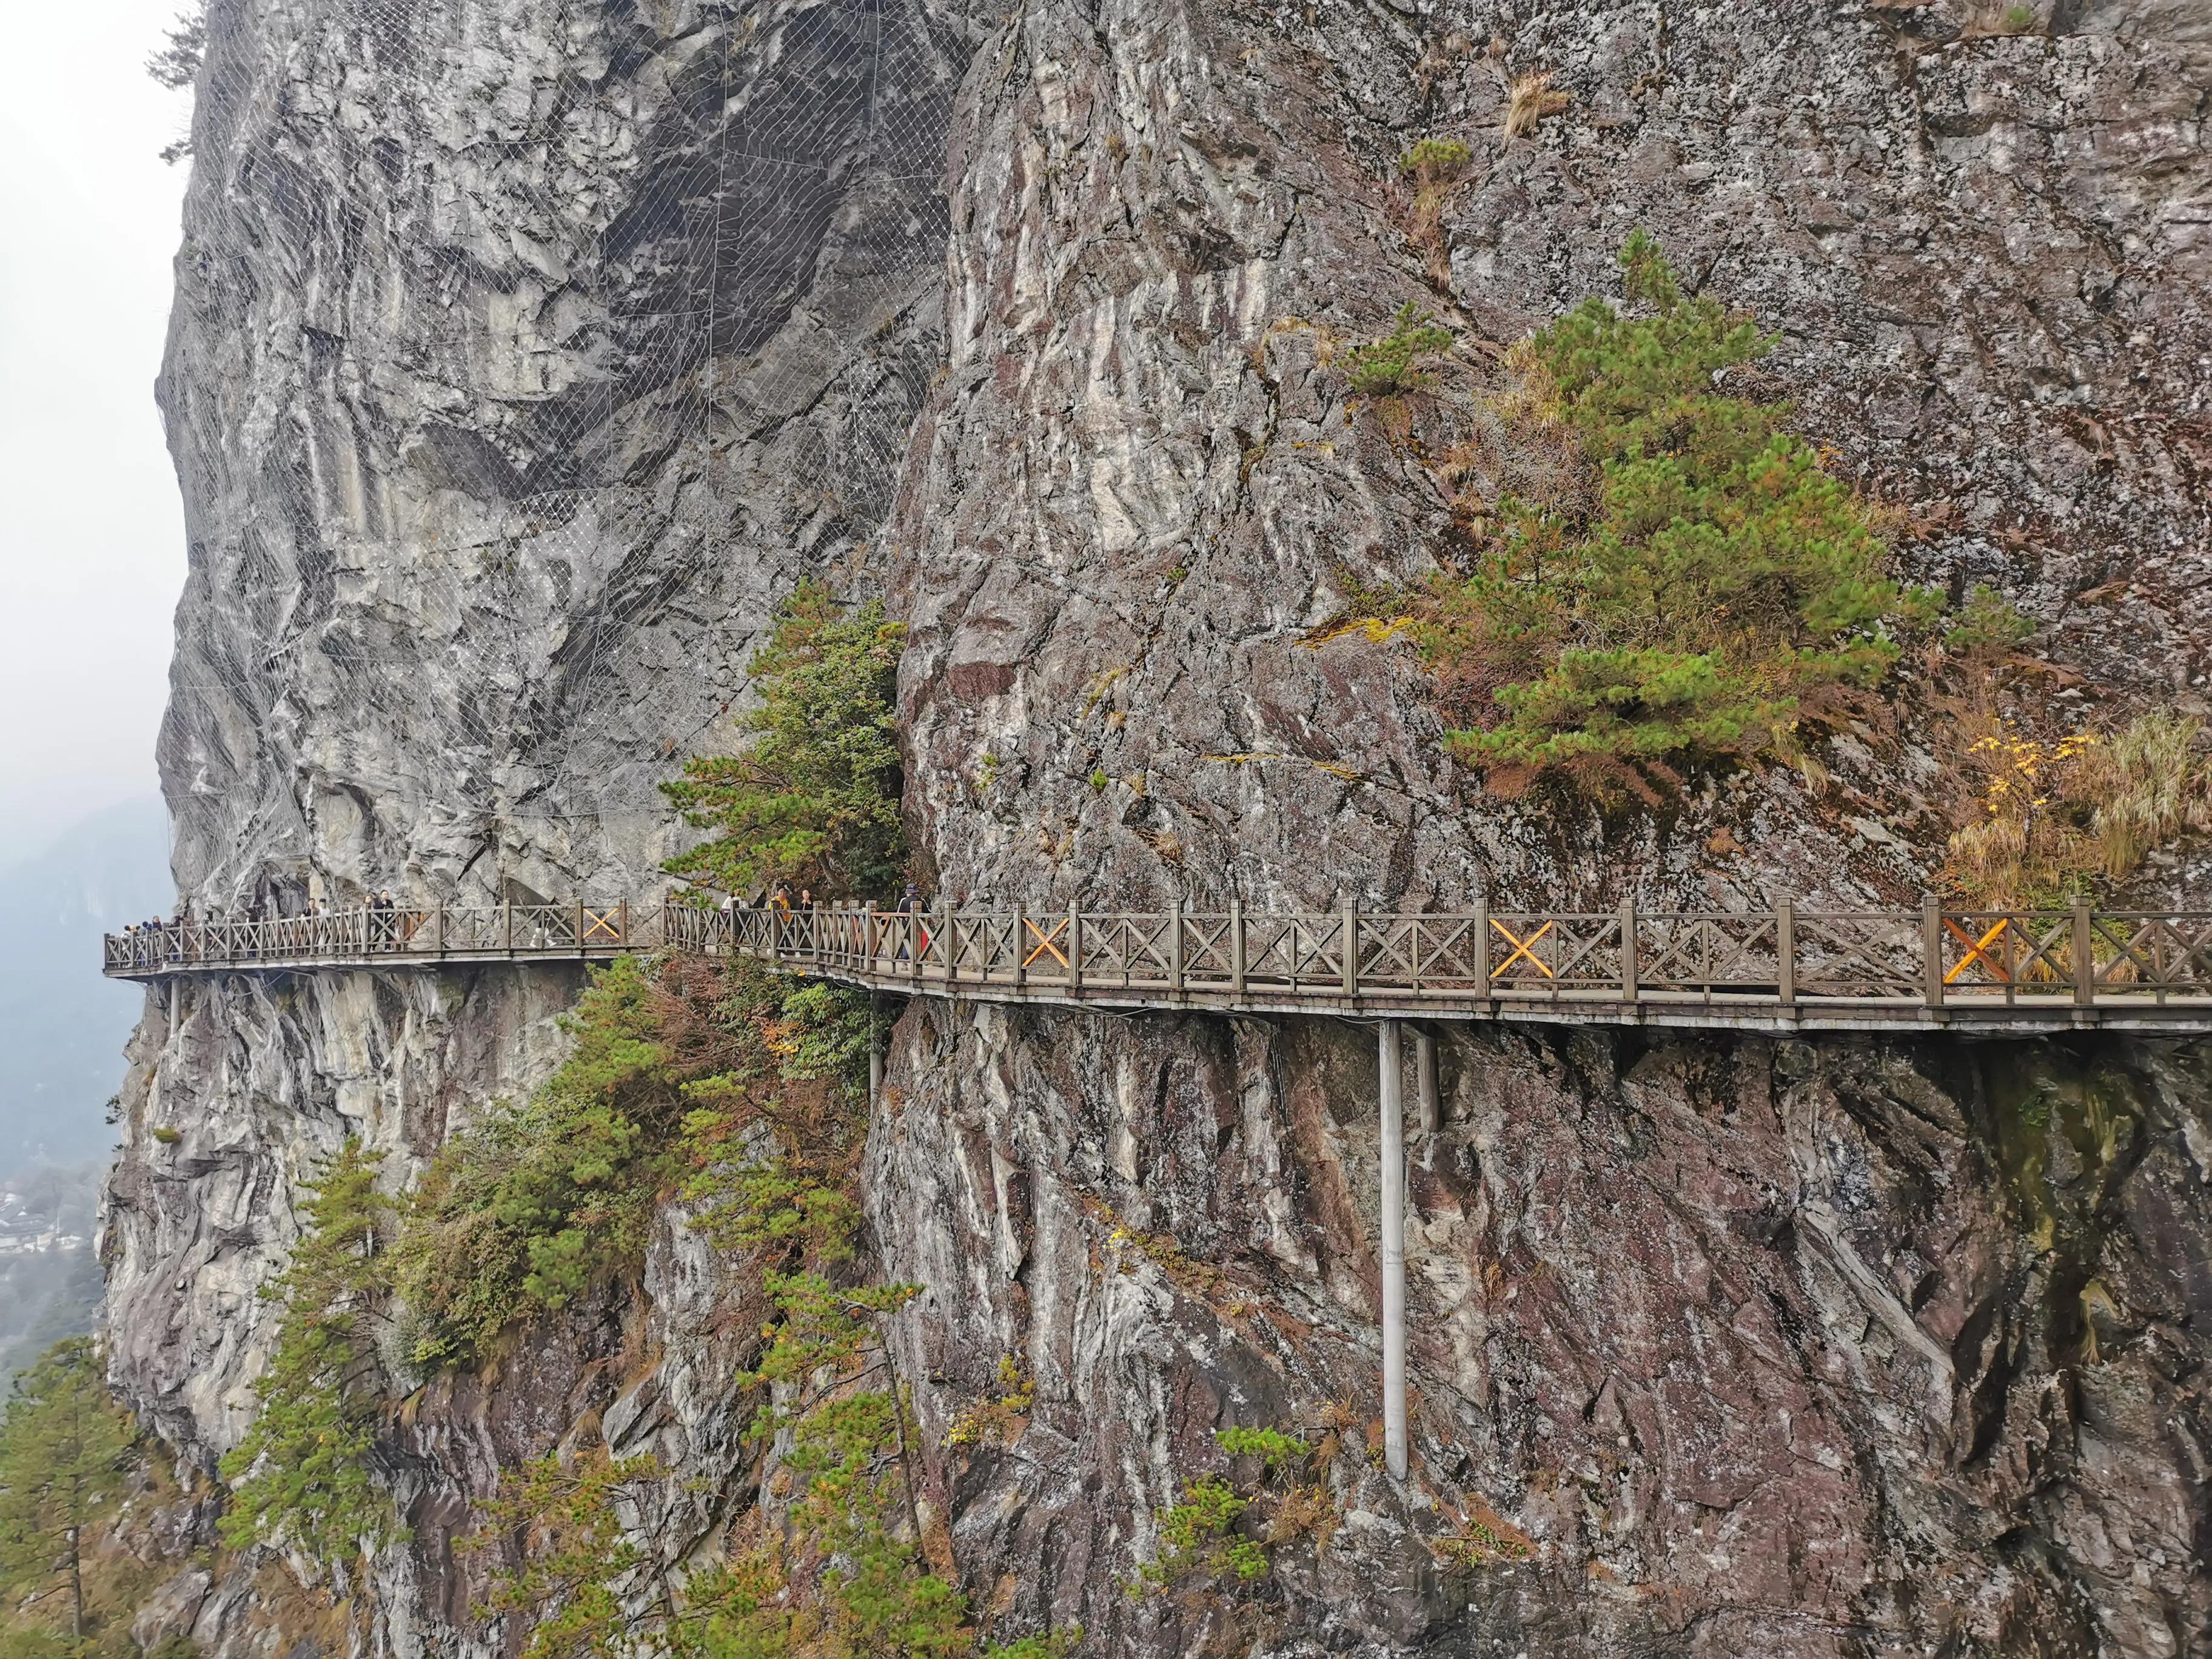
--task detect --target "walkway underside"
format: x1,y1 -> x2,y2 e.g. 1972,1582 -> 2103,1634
102,898 -> 2212,1036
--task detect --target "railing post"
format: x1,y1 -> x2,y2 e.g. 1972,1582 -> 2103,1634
1377,1018 -> 1407,1482
1013,905 -> 1027,990
864,903 -> 877,974
435,904 -> 447,957
1343,896 -> 1358,999
911,903 -> 924,988
941,903 -> 955,985
577,900 -> 587,959
618,899 -> 630,948
1068,902 -> 1083,993
1776,900 -> 1795,1008
1169,897 -> 1185,993
1230,898 -> 1245,999
1922,896 -> 1945,1008
1473,898 -> 1490,999
504,901 -> 515,956
1621,899 -> 1638,1004
2073,900 -> 2094,1007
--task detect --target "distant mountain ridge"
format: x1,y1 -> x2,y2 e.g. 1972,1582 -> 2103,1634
0,796 -> 170,1165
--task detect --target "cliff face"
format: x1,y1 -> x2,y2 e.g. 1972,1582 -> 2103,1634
112,0 -> 979,1639
874,3 -> 2212,1645
893,0 -> 2212,913
873,1015 -> 2212,1654
109,0 -> 2212,1655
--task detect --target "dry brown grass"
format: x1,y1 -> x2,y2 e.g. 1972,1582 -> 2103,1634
1428,1492 -> 1537,1567
1942,714 -> 2097,905
1398,137 -> 1472,286
1503,70 -> 1570,141
1942,709 -> 2211,905
2080,711 -> 2212,878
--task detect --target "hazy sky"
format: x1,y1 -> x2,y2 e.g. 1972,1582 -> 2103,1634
0,2 -> 192,866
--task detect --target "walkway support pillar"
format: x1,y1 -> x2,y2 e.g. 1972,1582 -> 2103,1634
1414,1027 -> 1439,1134
868,1009 -> 885,1105
1378,1018 -> 1407,1481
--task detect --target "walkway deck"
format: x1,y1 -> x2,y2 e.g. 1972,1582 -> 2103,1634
102,897 -> 2212,1034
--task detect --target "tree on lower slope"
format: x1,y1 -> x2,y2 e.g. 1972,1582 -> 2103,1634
0,1338 -> 138,1644
390,951 -> 876,1370
218,1139 -> 402,1572
469,1086 -> 1069,1659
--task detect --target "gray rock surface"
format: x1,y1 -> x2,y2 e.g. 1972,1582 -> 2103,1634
107,0 -> 2212,1654
871,1012 -> 2212,1654
894,0 -> 2212,917
111,0 -> 978,1648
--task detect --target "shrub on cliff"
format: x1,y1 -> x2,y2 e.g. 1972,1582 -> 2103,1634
1418,231 -> 1934,801
217,1141 -> 402,1570
464,975 -> 1003,1659
392,953 -> 875,1369
146,4 -> 206,165
392,956 -> 677,1366
662,583 -> 907,901
1126,1425 -> 1340,1643
1339,303 -> 1456,397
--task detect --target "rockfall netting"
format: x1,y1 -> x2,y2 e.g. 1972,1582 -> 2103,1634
157,0 -> 971,898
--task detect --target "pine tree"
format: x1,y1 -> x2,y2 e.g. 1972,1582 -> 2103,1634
662,583 -> 908,900
0,1338 -> 138,1643
218,1140 -> 402,1568
1421,230 -> 1934,799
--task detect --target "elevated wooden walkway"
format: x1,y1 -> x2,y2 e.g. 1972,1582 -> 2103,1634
103,897 -> 2212,1034
106,892 -> 2212,1482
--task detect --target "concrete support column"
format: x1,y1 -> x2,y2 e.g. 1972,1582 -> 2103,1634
1414,1027 -> 1439,1134
1378,1018 -> 1407,1480
868,1012 -> 885,1105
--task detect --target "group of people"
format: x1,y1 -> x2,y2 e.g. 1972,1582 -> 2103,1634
737,882 -> 936,963
119,907 -> 192,964
116,892 -> 420,962
754,882 -> 928,914
122,894 -> 407,927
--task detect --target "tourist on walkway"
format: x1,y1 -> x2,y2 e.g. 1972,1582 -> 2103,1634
895,882 -> 925,961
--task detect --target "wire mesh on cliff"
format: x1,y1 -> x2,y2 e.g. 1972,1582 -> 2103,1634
160,0 -> 970,885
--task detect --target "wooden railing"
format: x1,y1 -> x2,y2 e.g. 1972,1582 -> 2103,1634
104,896 -> 2212,1030
104,902 -> 649,974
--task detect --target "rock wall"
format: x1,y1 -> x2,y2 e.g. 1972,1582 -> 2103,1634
108,0 -> 2212,1654
871,1009 -> 2212,1655
111,0 -> 979,1645
893,0 -> 2212,916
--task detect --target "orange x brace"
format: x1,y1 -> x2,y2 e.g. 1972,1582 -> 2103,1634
1024,919 -> 1069,968
1489,919 -> 1555,979
583,910 -> 622,941
1944,916 -> 2011,984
